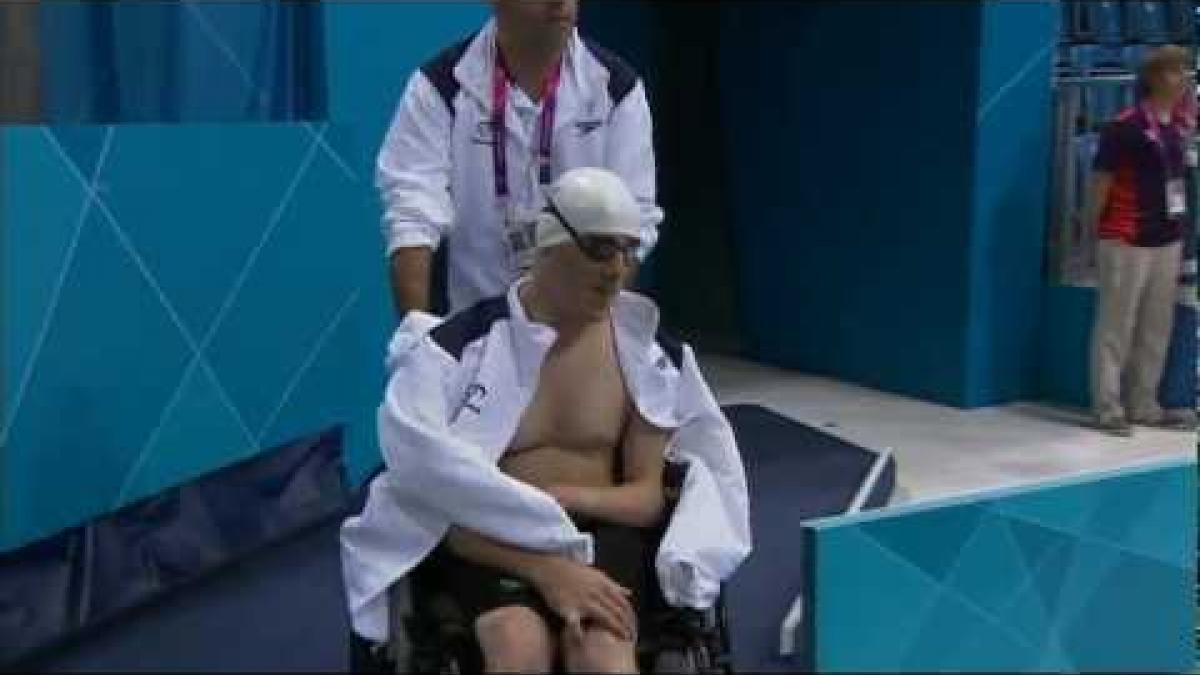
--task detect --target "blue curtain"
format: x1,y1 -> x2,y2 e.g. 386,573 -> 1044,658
39,0 -> 325,123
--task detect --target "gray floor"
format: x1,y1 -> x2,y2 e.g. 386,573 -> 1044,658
700,354 -> 1195,505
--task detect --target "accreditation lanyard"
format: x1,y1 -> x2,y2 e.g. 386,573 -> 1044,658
491,48 -> 562,204
1141,104 -> 1189,218
1141,103 -> 1181,176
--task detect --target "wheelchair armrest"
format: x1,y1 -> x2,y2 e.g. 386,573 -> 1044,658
677,607 -> 716,632
646,592 -> 732,674
653,604 -> 718,637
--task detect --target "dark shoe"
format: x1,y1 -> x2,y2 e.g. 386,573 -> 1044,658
1095,414 -> 1134,437
1135,408 -> 1199,431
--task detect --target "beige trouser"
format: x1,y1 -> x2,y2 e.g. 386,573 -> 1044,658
1090,239 -> 1183,420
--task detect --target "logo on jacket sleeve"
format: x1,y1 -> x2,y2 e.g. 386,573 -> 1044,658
461,383 -> 488,414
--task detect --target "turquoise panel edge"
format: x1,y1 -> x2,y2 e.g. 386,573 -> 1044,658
808,457 -> 1196,531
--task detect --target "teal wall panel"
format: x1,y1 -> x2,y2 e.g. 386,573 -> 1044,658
321,2 -> 489,486
966,2 -> 1059,406
808,460 -> 1196,672
1037,285 -> 1095,408
2,3 -> 491,548
1038,285 -> 1197,410
324,2 -> 489,172
718,1 -> 982,406
1,124 -> 383,549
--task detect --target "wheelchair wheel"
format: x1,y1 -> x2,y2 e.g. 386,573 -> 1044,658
349,634 -> 397,674
405,615 -> 456,674
653,639 -> 731,675
707,593 -> 734,675
654,648 -> 700,673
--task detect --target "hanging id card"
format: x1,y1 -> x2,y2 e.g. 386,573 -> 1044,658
503,205 -> 540,276
1167,178 -> 1187,218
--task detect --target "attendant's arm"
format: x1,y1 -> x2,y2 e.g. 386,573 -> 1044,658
389,247 -> 433,314
1088,122 -> 1122,233
377,72 -> 454,316
1087,171 -> 1114,232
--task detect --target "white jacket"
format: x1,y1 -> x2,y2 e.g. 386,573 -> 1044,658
377,19 -> 665,312
340,283 -> 752,643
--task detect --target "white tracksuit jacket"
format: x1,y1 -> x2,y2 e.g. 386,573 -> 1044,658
377,19 -> 664,312
340,282 -> 752,642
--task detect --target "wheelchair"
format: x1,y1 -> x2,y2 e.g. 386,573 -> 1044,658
350,463 -> 734,674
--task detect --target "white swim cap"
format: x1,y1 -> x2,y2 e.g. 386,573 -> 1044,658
536,167 -> 641,250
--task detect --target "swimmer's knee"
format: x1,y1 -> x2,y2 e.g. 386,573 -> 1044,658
566,627 -> 638,674
475,606 -> 554,673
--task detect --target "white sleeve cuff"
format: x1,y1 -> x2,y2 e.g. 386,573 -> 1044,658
385,223 -> 442,258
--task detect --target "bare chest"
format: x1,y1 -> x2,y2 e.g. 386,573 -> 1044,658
508,322 -> 629,453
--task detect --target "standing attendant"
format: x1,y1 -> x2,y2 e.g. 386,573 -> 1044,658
377,0 -> 663,315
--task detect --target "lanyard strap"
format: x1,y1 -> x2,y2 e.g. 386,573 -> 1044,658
1140,103 -> 1179,174
492,48 -> 562,202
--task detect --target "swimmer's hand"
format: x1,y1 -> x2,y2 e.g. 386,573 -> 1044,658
529,557 -> 636,643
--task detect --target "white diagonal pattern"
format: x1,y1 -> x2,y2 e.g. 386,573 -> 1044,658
195,123 -> 327,352
115,125 -> 328,507
977,40 -> 1056,123
987,496 -> 1185,567
180,0 -> 358,181
0,127 -> 115,448
256,287 -> 362,445
36,130 -> 263,509
858,526 -> 1043,659
6,3 -> 368,534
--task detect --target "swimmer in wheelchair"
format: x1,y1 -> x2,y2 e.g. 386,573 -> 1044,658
352,461 -> 733,673
341,168 -> 752,673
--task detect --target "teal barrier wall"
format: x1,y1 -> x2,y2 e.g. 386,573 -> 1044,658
1037,286 -> 1096,407
718,1 -> 983,406
1038,287 -> 1197,410
805,459 -> 1196,672
0,2 -> 489,550
1,124 -> 380,550
324,2 -> 488,173
321,1 -> 489,486
966,2 -> 1058,406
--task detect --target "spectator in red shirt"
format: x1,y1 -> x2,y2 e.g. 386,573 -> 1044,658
1088,45 -> 1196,436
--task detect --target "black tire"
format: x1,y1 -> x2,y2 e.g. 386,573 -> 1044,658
348,635 -> 396,674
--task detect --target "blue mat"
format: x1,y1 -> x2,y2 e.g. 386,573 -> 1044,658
31,520 -> 350,673
21,404 -> 894,672
721,404 -> 895,672
1,427 -> 349,669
